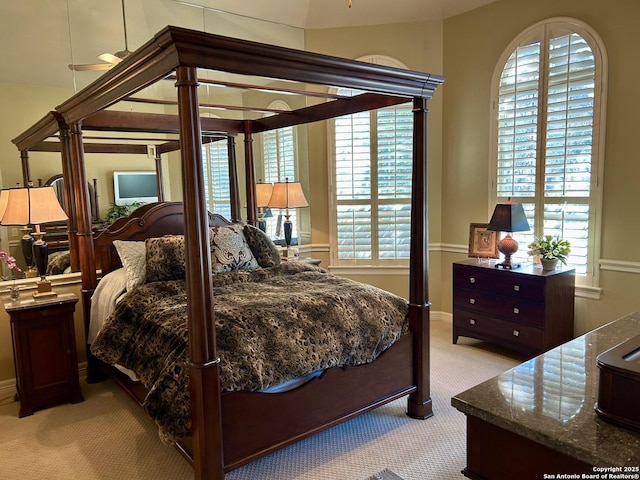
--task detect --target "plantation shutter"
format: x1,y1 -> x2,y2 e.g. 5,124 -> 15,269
202,138 -> 231,220
377,105 -> 413,259
542,33 -> 595,272
335,110 -> 372,260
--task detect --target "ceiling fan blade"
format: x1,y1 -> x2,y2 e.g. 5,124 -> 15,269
98,53 -> 123,65
68,63 -> 114,72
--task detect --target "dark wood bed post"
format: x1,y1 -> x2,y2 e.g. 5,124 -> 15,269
407,96 -> 432,420
154,150 -> 165,202
67,120 -> 100,380
20,150 -> 30,187
227,135 -> 241,223
54,113 -> 81,272
243,122 -> 258,227
175,66 -> 225,480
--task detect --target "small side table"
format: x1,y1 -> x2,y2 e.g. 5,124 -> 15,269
4,291 -> 84,417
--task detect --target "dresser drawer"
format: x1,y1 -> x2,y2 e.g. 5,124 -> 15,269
454,289 -> 544,326
453,308 -> 543,350
454,264 -> 544,301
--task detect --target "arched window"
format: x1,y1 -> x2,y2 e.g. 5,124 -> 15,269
490,18 -> 607,286
330,55 -> 413,266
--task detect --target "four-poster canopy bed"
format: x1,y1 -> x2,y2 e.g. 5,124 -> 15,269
11,26 -> 444,479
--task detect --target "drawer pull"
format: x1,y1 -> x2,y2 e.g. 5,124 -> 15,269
469,298 -> 476,305
469,277 -> 476,284
469,319 -> 476,325
513,307 -> 519,314
513,330 -> 520,337
514,285 -> 520,292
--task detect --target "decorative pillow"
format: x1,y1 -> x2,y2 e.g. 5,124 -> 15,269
145,235 -> 186,283
210,224 -> 259,273
243,224 -> 281,268
113,240 -> 147,291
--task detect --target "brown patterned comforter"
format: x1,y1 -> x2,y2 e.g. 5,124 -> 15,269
91,260 -> 408,443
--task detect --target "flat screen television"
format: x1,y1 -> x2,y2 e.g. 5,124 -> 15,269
113,171 -> 158,206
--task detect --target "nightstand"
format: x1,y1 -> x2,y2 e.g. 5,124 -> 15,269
453,259 -> 575,357
4,291 -> 84,417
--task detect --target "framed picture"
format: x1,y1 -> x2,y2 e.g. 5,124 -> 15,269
468,223 -> 499,258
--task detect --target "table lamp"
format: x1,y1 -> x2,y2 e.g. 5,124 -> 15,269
486,199 -> 530,270
0,186 -> 69,297
267,178 -> 308,257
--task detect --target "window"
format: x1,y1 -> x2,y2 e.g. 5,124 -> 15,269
202,136 -> 232,220
330,56 -> 413,266
491,18 -> 607,285
261,100 -> 300,242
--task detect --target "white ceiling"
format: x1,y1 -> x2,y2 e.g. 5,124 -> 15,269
0,0 -> 497,91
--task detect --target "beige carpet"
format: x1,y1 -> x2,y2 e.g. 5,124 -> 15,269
0,318 -> 523,480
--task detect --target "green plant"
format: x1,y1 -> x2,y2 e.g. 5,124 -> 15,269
104,202 -> 144,224
527,235 -> 571,265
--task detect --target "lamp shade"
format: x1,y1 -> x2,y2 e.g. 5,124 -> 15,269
0,189 -> 9,219
255,182 -> 274,208
0,186 -> 68,226
268,180 -> 309,209
486,202 -> 529,233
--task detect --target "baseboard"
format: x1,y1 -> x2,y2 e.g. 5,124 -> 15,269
0,362 -> 87,404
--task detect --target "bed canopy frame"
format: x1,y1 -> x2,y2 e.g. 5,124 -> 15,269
11,26 -> 444,479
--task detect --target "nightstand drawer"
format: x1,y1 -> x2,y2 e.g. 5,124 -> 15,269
11,303 -> 76,322
453,308 -> 543,350
454,264 -> 544,301
454,289 -> 544,326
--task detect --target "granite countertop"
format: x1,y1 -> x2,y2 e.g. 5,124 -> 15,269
452,311 -> 640,467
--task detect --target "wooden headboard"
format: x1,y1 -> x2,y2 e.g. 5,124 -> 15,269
93,201 -> 233,275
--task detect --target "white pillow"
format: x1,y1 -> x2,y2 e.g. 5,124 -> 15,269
113,240 -> 146,291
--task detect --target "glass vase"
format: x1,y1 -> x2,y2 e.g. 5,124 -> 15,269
9,284 -> 20,301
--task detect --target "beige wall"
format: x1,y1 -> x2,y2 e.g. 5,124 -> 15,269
442,0 -> 640,334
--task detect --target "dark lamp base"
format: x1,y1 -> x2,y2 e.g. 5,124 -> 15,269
494,259 -> 521,270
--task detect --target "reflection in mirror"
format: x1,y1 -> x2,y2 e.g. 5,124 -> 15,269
39,175 -> 103,275
499,338 -> 587,423
44,174 -> 100,222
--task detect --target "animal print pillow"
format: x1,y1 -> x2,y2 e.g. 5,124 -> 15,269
145,235 -> 186,283
243,224 -> 281,268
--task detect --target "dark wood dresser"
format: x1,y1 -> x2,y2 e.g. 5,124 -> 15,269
4,291 -> 83,417
453,259 -> 575,357
452,312 -> 640,478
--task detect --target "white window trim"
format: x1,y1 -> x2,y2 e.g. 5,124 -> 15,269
488,17 -> 608,288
